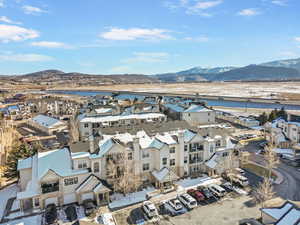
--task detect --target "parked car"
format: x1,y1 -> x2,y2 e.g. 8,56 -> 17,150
129,208 -> 145,225
82,199 -> 96,216
160,199 -> 186,216
221,182 -> 234,192
45,204 -> 57,225
178,193 -> 197,210
208,184 -> 226,198
64,205 -> 78,222
235,168 -> 246,175
197,186 -> 215,200
142,201 -> 158,218
232,174 -> 249,187
97,213 -> 117,225
187,189 -> 205,202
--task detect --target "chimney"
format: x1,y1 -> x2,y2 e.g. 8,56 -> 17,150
89,135 -> 95,153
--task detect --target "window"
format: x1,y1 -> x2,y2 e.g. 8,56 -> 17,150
184,156 -> 188,164
84,123 -> 89,128
128,152 -> 133,160
34,198 -> 39,207
170,159 -> 175,166
222,152 -> 229,157
143,163 -> 150,171
210,145 -> 214,153
94,162 -> 99,173
142,151 -> 149,158
78,161 -> 87,169
64,177 -> 78,186
184,145 -> 188,151
162,157 -> 167,165
216,140 -> 221,147
170,147 -> 175,154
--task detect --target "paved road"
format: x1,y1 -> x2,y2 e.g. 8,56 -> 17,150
242,141 -> 300,201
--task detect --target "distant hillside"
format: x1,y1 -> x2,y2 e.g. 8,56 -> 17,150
208,65 -> 300,81
260,58 -> 300,72
5,70 -> 158,84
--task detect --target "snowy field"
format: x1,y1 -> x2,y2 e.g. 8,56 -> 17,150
0,215 -> 41,225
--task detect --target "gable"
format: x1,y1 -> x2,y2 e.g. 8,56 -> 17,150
76,175 -> 100,193
189,133 -> 204,143
41,169 -> 60,182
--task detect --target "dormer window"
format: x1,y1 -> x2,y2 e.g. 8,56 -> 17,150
78,161 -> 87,169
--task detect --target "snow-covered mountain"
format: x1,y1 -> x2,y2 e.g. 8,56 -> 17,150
260,58 -> 300,71
176,66 -> 236,75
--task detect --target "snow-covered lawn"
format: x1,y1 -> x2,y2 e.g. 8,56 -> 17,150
0,215 -> 41,225
0,184 -> 18,220
108,187 -> 155,210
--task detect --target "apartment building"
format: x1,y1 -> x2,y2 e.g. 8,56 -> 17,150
28,114 -> 67,135
17,125 -> 238,211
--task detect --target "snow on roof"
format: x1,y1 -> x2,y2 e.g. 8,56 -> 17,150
184,105 -> 212,113
183,129 -> 196,142
71,151 -> 90,159
155,133 -> 177,145
152,167 -> 179,182
17,157 -> 32,170
31,114 -> 63,129
274,148 -> 294,155
139,134 -> 164,149
277,208 -> 300,225
164,104 -> 184,112
95,108 -> 113,114
37,148 -> 88,179
205,154 -> 219,169
96,138 -> 116,158
261,202 -> 294,219
80,113 -> 166,123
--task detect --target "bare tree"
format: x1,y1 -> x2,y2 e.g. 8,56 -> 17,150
69,114 -> 80,143
254,142 -> 279,216
0,120 -> 18,166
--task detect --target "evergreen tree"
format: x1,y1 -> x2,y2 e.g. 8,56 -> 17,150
258,112 -> 268,125
4,144 -> 37,178
268,110 -> 277,122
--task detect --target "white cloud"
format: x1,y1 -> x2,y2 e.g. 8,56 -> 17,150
22,5 -> 47,15
0,24 -> 39,43
165,0 -> 222,17
238,8 -> 260,16
0,0 -> 4,7
121,52 -> 170,64
0,53 -> 53,62
0,16 -> 22,25
294,37 -> 300,42
31,41 -> 71,48
271,0 -> 287,6
184,36 -> 209,42
193,0 -> 223,9
100,28 -> 173,41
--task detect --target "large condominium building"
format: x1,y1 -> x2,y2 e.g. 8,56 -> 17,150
17,125 -> 238,212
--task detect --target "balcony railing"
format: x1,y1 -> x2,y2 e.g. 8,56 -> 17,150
189,159 -> 202,164
41,182 -> 59,194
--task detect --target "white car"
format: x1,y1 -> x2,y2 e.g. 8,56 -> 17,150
178,193 -> 197,210
208,184 -> 226,197
142,201 -> 158,218
168,199 -> 183,211
235,168 -> 246,175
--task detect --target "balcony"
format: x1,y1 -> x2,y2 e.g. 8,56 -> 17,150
41,182 -> 59,194
189,159 -> 202,164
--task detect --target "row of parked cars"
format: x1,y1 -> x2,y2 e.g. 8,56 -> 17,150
135,169 -> 250,223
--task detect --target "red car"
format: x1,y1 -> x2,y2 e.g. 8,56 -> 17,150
187,189 -> 205,202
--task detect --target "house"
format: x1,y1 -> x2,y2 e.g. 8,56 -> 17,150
182,105 -> 215,125
261,200 -> 300,225
28,114 -> 67,135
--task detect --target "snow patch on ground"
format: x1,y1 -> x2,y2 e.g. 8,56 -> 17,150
176,176 -> 221,190
0,215 -> 41,225
0,184 -> 18,220
109,187 -> 155,210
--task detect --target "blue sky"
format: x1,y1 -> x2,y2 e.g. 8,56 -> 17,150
0,0 -> 299,75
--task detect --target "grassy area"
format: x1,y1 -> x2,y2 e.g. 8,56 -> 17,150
243,163 -> 277,180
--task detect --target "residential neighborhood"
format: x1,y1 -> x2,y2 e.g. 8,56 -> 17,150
1,89 -> 300,225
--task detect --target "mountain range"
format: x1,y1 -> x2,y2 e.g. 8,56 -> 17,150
1,57 -> 300,84
153,57 -> 300,82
